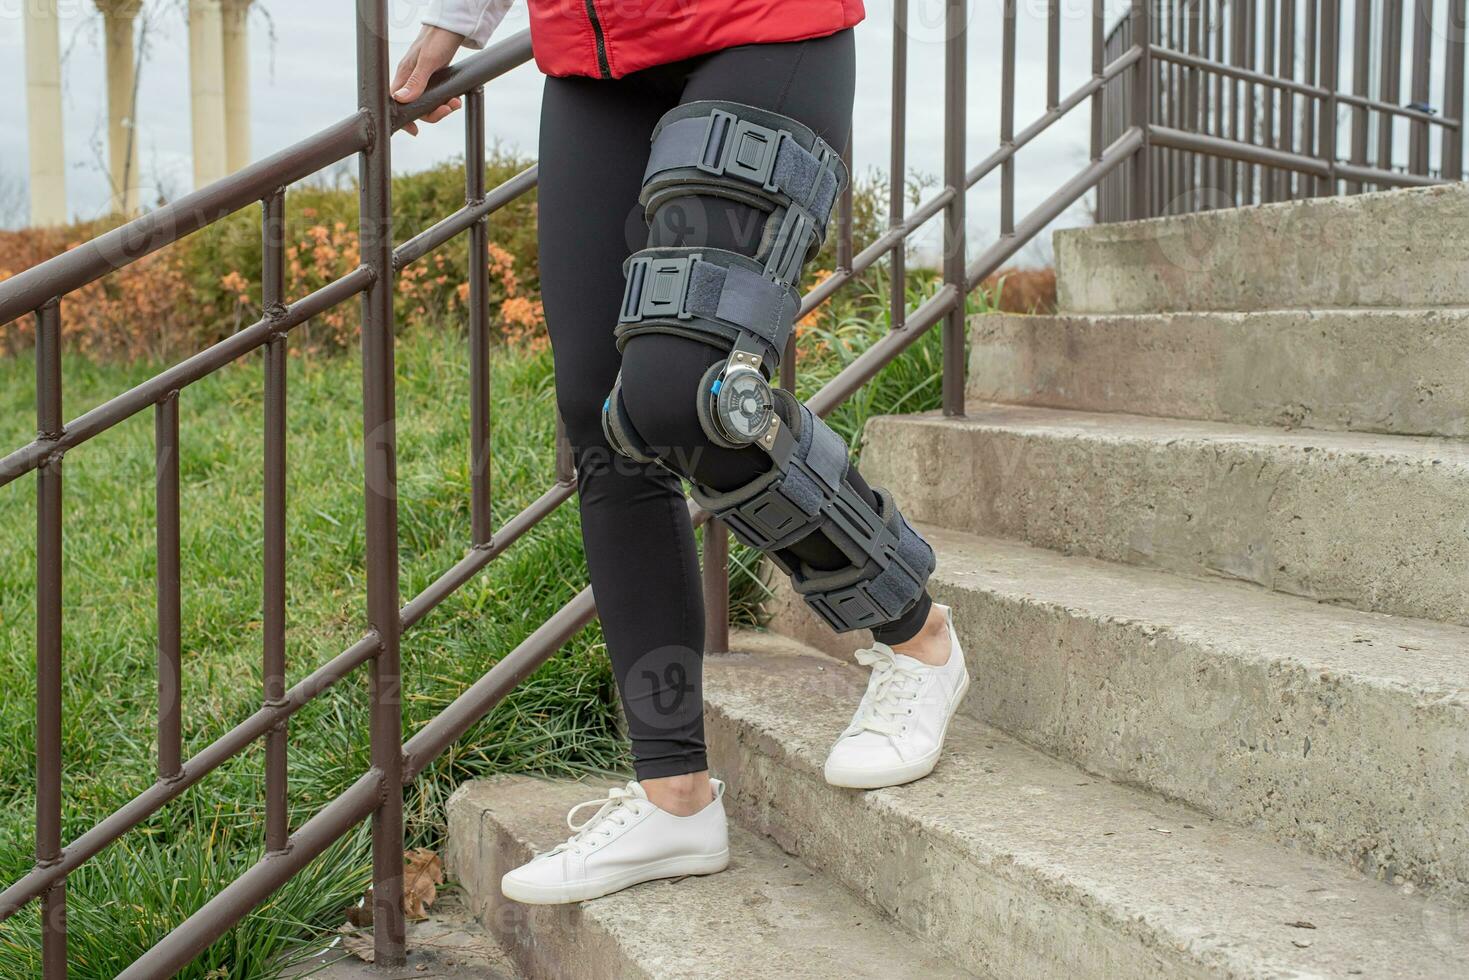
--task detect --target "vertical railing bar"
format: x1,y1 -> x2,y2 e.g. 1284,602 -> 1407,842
1047,0 -> 1061,111
1215,0 -> 1230,199
1347,0 -> 1371,192
1302,0 -> 1319,197
1243,0 -> 1258,205
1407,0 -> 1435,174
1317,0 -> 1340,195
1378,0 -> 1403,188
155,391 -> 182,784
702,521 -> 730,656
1131,0 -> 1154,219
890,0 -> 909,333
1200,0 -> 1215,203
1445,0 -> 1467,179
465,89 -> 493,548
1001,0 -> 1017,236
1230,0 -> 1246,203
357,0 -> 405,967
1263,0 -> 1279,201
262,190 -> 289,855
837,141 -> 854,273
1185,0 -> 1200,207
1163,0 -> 1176,212
1092,0 -> 1106,162
554,414 -> 575,486
1154,1 -> 1166,214
35,300 -> 66,979
942,0 -> 967,416
1280,0 -> 1297,198
1174,0 -> 1188,210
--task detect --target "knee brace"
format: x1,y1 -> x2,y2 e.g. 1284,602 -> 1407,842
690,390 -> 935,634
602,101 -> 847,458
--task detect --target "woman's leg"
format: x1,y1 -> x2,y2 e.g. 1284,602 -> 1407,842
538,74 -> 713,801
617,30 -> 938,648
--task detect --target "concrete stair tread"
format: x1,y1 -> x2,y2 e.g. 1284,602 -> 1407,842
447,775 -> 974,980
1054,182 -> 1469,313
863,403 -> 1469,627
968,307 -> 1469,437
919,522 -> 1469,698
706,640 -> 1469,978
883,402 -> 1469,463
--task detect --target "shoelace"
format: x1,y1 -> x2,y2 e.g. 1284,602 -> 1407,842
542,785 -> 641,857
849,646 -> 925,737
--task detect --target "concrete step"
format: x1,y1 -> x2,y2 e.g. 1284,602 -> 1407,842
860,405 -> 1469,626
704,639 -> 1469,979
916,524 -> 1467,900
1054,182 -> 1469,314
445,775 -> 973,980
968,307 -> 1469,437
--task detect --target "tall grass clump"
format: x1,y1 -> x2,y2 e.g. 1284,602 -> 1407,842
0,160 -> 1023,976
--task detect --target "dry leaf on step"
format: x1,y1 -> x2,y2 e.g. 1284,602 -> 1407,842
337,923 -> 375,963
404,847 -> 445,921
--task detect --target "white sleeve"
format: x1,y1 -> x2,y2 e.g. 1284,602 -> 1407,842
423,0 -> 516,51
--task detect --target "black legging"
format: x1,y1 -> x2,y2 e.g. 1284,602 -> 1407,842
538,28 -> 932,780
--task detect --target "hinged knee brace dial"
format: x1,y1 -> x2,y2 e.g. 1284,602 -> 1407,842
601,101 -> 848,457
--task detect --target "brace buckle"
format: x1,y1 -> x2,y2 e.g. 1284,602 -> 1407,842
698,109 -> 789,192
620,253 -> 700,323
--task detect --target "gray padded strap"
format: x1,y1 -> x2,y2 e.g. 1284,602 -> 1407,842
643,111 -> 842,220
616,248 -> 798,361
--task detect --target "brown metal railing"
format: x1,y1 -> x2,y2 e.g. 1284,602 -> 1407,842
1100,0 -> 1467,220
2,0 -> 1457,974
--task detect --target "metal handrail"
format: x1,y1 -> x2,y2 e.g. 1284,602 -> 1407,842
1099,0 -> 1467,220
2,0 -> 1461,975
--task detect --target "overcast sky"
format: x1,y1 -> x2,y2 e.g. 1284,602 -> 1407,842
0,0 -> 1135,263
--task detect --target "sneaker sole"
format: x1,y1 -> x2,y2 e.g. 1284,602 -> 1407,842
824,664 -> 972,790
499,849 -> 731,905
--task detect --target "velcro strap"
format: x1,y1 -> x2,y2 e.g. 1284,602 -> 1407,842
643,106 -> 843,223
619,249 -> 798,355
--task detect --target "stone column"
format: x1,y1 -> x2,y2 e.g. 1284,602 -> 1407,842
23,0 -> 67,226
188,0 -> 228,189
221,0 -> 252,173
97,1 -> 144,214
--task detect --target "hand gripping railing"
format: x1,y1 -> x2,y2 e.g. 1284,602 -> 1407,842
0,0 -> 1339,973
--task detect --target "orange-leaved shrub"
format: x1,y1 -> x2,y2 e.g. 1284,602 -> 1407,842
0,151 -> 543,361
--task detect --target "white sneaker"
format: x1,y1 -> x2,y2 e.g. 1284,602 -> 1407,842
823,605 -> 970,789
500,779 -> 730,904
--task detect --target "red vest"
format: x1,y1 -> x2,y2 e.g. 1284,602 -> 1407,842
527,0 -> 865,79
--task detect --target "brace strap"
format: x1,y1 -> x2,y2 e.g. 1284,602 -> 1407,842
642,102 -> 847,283
615,247 -> 800,369
688,393 -> 934,632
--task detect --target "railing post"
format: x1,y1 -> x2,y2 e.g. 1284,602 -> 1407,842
1407,0 -> 1436,176
1447,0 -> 1467,180
156,390 -> 182,784
942,0 -> 967,417
702,523 -> 730,655
466,88 -> 493,547
1315,0 -> 1340,195
1129,0 -> 1153,219
356,0 -> 405,967
35,300 -> 66,979
262,190 -> 289,854
1001,0 -> 1017,238
890,0 -> 908,334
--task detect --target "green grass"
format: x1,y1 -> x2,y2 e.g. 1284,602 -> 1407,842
0,261 -> 973,977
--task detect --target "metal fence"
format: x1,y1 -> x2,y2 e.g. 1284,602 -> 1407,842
1100,0 -> 1467,219
0,0 -> 1460,975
